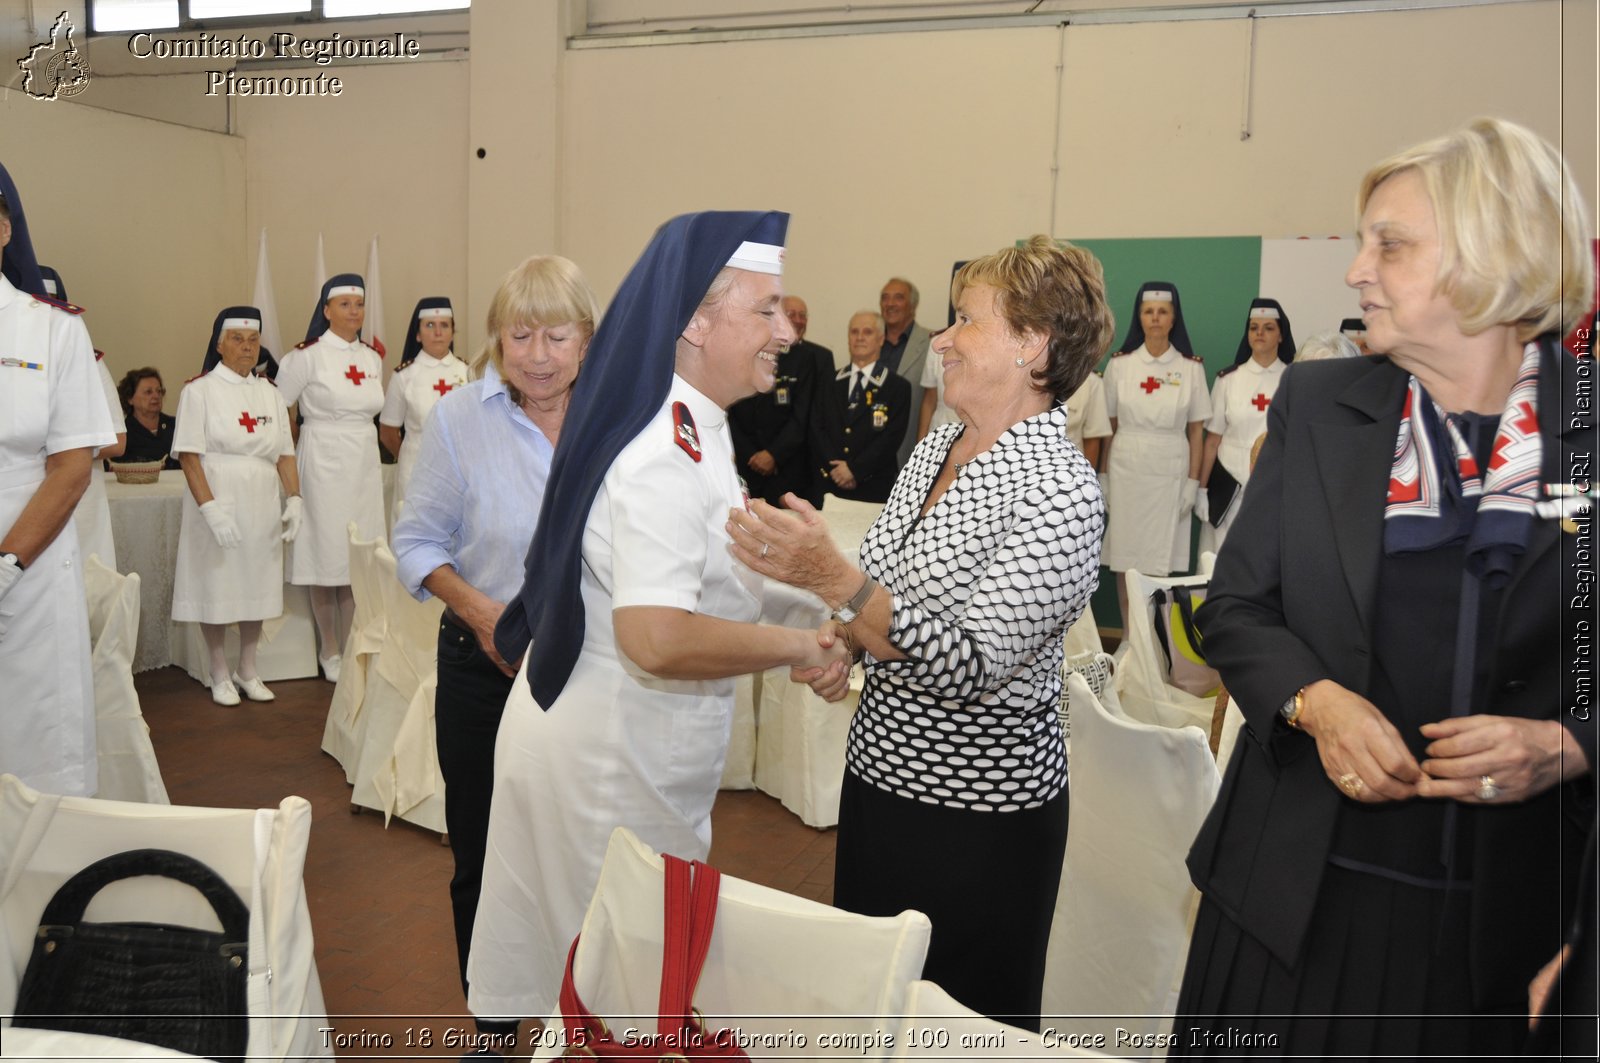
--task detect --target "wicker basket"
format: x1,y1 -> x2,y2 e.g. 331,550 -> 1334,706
109,459 -> 164,485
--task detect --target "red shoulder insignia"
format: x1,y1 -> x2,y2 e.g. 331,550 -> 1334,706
294,338 -> 316,350
1216,363 -> 1239,378
35,293 -> 85,315
94,348 -> 106,362
672,401 -> 702,463
183,371 -> 205,384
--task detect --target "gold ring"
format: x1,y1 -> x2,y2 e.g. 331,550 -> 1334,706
1337,772 -> 1364,797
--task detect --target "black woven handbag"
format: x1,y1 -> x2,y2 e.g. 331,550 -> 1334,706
12,848 -> 250,1061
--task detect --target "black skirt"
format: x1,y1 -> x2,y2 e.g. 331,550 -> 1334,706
833,769 -> 1069,1032
1172,863 -> 1527,1059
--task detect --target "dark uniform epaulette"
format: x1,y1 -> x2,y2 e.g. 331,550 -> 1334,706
392,358 -> 414,374
1109,348 -> 1132,357
363,338 -> 385,360
1183,352 -> 1205,363
671,401 -> 702,463
294,338 -> 316,350
184,371 -> 205,384
1215,362 -> 1240,378
35,293 -> 85,315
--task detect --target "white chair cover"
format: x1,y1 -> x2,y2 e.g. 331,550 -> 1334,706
532,827 -> 930,1062
745,499 -> 881,827
1057,650 -> 1115,751
319,525 -> 388,780
1041,674 -> 1219,1051
753,664 -> 859,828
83,555 -> 169,805
719,672 -> 758,790
889,980 -> 1114,1060
1061,606 -> 1104,660
349,540 -> 446,834
1114,564 -> 1218,735
0,774 -> 329,1060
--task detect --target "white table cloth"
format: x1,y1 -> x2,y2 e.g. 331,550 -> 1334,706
104,469 -> 393,679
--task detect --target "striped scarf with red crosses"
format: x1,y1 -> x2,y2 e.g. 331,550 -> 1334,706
1384,342 -> 1542,587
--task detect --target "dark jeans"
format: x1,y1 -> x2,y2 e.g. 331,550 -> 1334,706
434,611 -> 514,1003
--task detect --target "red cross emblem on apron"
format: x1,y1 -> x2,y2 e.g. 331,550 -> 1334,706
345,365 -> 367,386
238,411 -> 259,433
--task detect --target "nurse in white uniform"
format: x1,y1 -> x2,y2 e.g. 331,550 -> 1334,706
1198,297 -> 1294,555
0,163 -> 116,796
379,295 -> 467,522
39,267 -> 125,569
276,274 -> 384,681
1064,368 -> 1112,469
468,211 -> 846,1024
171,306 -> 303,705
1101,281 -> 1210,623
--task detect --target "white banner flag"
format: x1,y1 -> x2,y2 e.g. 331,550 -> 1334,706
251,229 -> 284,370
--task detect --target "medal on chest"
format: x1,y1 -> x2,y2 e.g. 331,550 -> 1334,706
872,404 -> 888,429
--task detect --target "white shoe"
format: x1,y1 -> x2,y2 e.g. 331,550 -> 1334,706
232,672 -> 275,702
211,678 -> 241,707
320,654 -> 342,683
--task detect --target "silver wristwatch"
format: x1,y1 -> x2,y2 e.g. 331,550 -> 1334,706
832,575 -> 877,625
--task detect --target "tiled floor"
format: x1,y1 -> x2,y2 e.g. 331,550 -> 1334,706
135,666 -> 837,1058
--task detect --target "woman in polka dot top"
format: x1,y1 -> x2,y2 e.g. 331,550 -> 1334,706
731,235 -> 1110,1030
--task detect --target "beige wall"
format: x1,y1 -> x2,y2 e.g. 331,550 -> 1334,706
557,0 -> 1597,357
0,89 -> 246,394
2,0 -> 1593,389
235,59 -> 471,366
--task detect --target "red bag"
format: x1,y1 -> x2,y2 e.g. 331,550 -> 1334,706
559,855 -> 749,1060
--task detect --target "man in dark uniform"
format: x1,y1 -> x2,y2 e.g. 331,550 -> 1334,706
728,294 -> 831,506
811,310 -> 909,504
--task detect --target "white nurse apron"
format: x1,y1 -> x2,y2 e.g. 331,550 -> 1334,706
0,292 -> 100,796
468,377 -> 762,1023
1200,359 -> 1283,556
1103,347 -> 1201,576
277,333 -> 385,585
381,351 -> 467,522
171,369 -> 294,623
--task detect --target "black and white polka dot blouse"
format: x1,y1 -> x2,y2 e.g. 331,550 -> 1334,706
847,404 -> 1105,811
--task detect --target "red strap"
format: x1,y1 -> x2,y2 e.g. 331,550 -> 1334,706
559,854 -> 743,1060
656,855 -> 693,1038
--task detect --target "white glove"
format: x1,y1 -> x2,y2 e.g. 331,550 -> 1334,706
1179,477 -> 1199,515
199,500 -> 243,549
0,554 -> 21,606
1194,488 -> 1210,523
281,495 -> 304,543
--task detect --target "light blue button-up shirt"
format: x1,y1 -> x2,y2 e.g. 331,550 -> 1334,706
392,361 -> 556,604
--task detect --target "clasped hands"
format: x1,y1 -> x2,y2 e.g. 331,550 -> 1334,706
726,494 -> 857,702
1299,679 -> 1581,806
